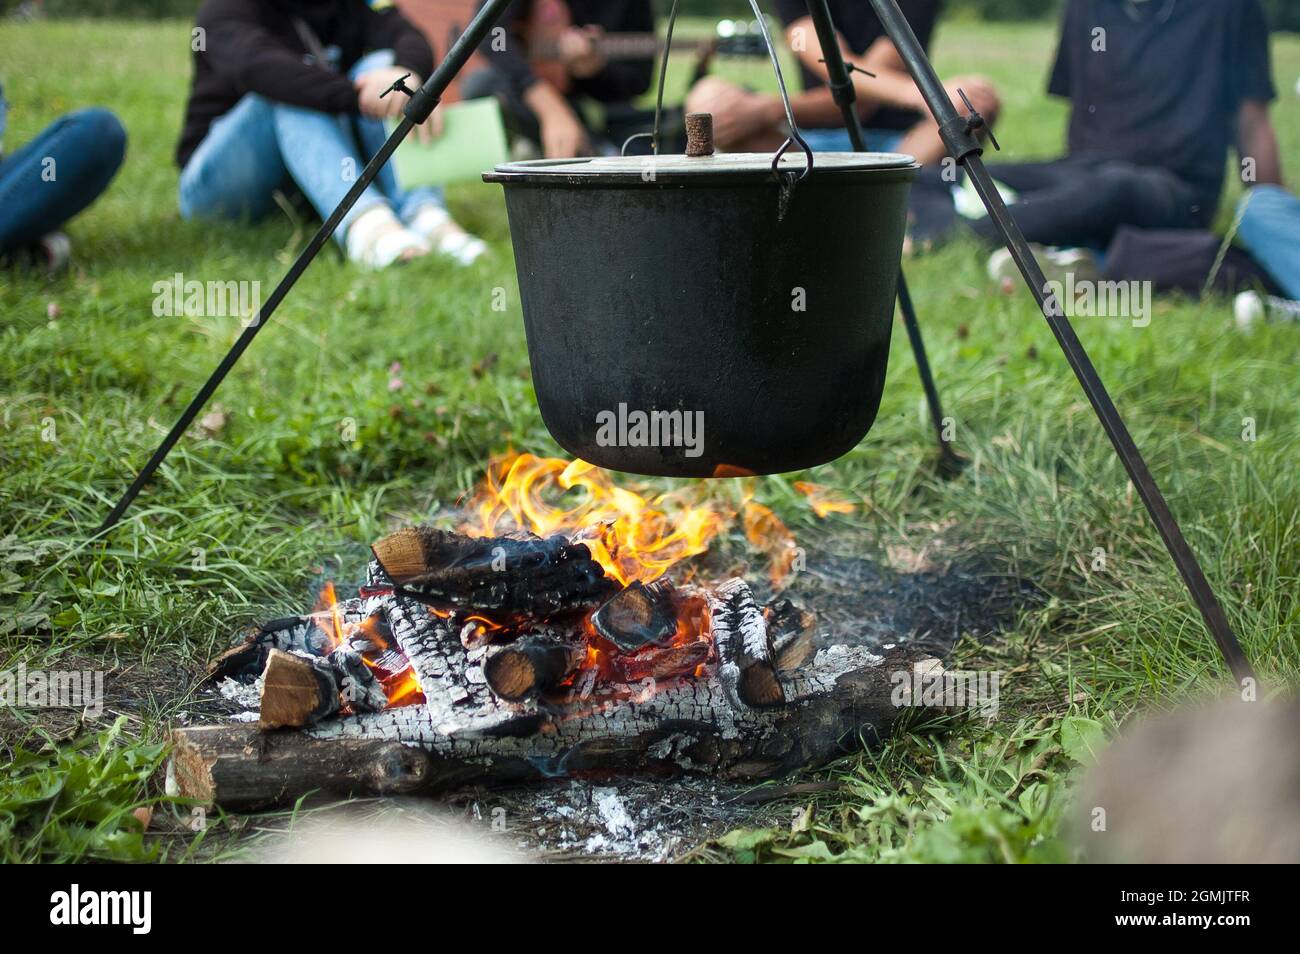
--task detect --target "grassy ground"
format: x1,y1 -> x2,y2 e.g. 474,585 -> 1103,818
1,18 -> 1297,863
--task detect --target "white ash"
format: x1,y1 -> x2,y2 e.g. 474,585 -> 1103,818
217,676 -> 261,711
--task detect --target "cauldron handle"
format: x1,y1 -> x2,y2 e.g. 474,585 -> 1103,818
622,0 -> 815,182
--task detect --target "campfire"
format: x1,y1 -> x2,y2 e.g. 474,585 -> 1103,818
173,456 -> 933,810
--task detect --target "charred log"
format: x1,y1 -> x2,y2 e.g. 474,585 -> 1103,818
483,635 -> 586,702
171,645 -> 933,810
372,526 -> 615,618
590,579 -> 678,651
708,579 -> 784,708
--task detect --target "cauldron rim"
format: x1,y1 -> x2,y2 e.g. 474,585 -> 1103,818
483,151 -> 919,188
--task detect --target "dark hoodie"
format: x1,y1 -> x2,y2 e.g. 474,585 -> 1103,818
176,0 -> 433,167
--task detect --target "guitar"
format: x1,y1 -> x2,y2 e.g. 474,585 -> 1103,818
522,0 -> 768,93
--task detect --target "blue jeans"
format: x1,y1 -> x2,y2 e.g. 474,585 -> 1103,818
1238,185 -> 1300,300
178,50 -> 443,244
0,106 -> 127,252
798,127 -> 904,154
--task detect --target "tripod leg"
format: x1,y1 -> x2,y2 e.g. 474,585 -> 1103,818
802,0 -> 959,472
896,272 -> 964,475
94,0 -> 516,536
867,0 -> 1256,687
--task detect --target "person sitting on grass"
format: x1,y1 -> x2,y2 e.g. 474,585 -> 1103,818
1234,182 -> 1300,329
176,0 -> 485,269
979,0 -> 1278,281
684,0 -> 1000,165
0,80 -> 127,270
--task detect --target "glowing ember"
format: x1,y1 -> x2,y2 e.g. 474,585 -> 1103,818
312,580 -> 425,708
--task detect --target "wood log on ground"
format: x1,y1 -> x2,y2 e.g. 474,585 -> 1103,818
590,579 -> 678,651
372,526 -> 615,618
258,649 -> 340,729
482,635 -> 586,702
708,579 -> 785,708
170,644 -> 935,810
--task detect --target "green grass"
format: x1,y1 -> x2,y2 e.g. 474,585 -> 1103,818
1,18 -> 1298,862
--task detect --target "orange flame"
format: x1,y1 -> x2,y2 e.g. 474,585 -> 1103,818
794,481 -> 856,518
742,499 -> 800,588
311,581 -> 425,708
463,453 -> 731,587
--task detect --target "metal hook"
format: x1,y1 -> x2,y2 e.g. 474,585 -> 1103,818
770,134 -> 814,184
748,0 -> 813,183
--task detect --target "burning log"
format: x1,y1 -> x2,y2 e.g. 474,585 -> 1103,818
590,579 -> 677,651
258,649 -> 340,729
372,526 -> 615,618
258,642 -> 392,729
327,646 -> 389,713
607,640 -> 710,683
483,635 -> 586,702
765,598 -> 818,674
170,645 -> 936,810
708,579 -> 785,709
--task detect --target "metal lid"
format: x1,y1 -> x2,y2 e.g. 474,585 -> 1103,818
483,151 -> 918,186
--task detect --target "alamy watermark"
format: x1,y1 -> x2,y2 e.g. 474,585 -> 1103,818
1044,274 -> 1152,328
890,661 -> 1002,718
152,272 -> 262,322
595,403 -> 704,458
1,665 -> 104,717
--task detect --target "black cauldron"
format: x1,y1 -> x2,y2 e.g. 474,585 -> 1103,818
484,151 -> 917,477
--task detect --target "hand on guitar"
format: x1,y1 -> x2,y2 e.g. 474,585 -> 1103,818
556,25 -> 607,80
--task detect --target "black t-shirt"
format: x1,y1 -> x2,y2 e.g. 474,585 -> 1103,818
1048,0 -> 1275,203
774,0 -> 942,131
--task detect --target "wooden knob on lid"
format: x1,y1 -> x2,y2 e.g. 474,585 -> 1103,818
685,112 -> 714,157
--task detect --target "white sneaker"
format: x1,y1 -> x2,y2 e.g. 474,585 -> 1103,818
38,232 -> 72,272
1234,290 -> 1300,331
346,205 -> 430,270
408,204 -> 488,266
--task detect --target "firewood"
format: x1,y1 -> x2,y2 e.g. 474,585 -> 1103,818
607,640 -> 710,683
590,579 -> 678,651
170,645 -> 937,810
483,634 -> 586,702
708,579 -> 785,709
168,726 -> 437,809
764,598 -> 817,674
206,635 -> 263,683
372,526 -> 615,618
258,649 -> 339,729
327,647 -> 388,713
